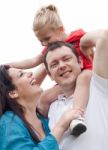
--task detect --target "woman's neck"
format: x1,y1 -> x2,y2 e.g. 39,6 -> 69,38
25,104 -> 46,140
17,96 -> 38,115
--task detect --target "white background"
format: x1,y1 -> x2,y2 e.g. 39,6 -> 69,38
0,0 -> 108,89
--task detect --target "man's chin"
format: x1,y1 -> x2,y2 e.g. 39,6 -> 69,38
60,79 -> 75,86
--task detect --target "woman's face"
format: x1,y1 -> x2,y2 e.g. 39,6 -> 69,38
8,67 -> 43,100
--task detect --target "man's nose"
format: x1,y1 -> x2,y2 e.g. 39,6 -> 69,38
59,61 -> 66,69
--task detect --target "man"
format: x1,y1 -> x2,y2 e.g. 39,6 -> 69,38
42,30 -> 108,150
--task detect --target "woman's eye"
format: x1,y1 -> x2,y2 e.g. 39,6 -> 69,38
19,72 -> 23,77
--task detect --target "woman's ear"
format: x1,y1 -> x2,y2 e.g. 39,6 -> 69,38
8,90 -> 19,99
78,56 -> 84,69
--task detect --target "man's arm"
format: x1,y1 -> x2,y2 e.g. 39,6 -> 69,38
80,29 -> 108,79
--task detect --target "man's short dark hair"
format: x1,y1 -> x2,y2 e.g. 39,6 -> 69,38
43,41 -> 79,74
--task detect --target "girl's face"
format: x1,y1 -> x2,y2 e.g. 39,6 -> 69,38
8,68 -> 43,100
36,24 -> 64,46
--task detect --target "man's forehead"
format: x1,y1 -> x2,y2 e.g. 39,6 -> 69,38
46,46 -> 73,63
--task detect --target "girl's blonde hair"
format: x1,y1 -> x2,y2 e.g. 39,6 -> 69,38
33,4 -> 63,34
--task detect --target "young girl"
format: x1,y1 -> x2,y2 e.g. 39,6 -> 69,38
7,4 -> 94,136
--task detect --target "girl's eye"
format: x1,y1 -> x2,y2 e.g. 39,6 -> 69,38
44,37 -> 50,41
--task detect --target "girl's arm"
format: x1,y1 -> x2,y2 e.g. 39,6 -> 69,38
33,63 -> 47,85
7,53 -> 43,69
38,85 -> 62,117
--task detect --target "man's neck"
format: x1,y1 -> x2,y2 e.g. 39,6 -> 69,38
61,84 -> 75,97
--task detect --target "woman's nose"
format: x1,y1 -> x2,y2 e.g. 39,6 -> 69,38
27,71 -> 33,77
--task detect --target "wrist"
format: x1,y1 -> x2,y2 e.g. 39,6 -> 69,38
51,125 -> 65,142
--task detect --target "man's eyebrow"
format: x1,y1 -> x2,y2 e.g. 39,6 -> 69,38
50,60 -> 57,64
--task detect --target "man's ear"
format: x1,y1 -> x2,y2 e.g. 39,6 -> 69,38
46,69 -> 54,81
8,90 -> 19,99
47,73 -> 54,81
78,56 -> 84,69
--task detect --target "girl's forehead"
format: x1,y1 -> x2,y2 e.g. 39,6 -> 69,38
37,24 -> 56,37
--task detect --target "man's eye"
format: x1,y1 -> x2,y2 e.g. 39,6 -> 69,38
64,57 -> 71,61
50,63 -> 57,69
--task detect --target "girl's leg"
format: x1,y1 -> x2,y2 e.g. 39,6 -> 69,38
70,70 -> 92,136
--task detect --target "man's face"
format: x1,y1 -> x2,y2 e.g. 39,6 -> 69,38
46,46 -> 81,87
36,24 -> 63,46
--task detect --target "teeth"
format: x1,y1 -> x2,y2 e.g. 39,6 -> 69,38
60,71 -> 70,77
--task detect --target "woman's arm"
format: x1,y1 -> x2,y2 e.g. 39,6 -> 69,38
51,108 -> 81,142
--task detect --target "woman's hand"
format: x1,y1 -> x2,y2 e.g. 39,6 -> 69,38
51,108 -> 82,142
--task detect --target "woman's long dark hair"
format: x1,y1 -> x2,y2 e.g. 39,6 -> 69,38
0,65 -> 40,142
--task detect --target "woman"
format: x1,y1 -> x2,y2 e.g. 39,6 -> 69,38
0,65 -> 80,150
